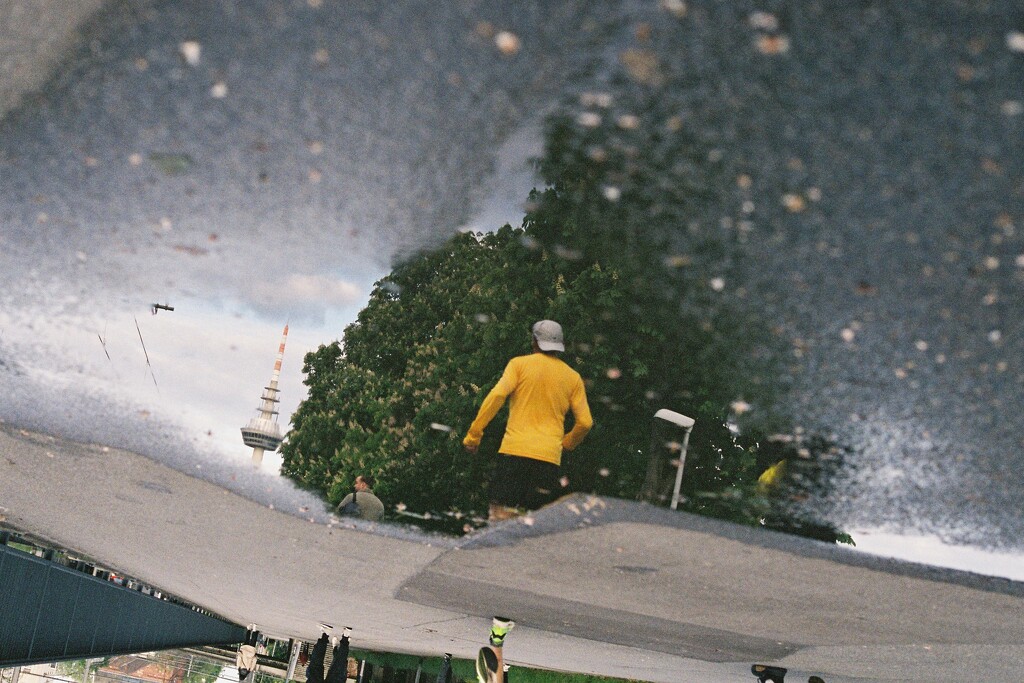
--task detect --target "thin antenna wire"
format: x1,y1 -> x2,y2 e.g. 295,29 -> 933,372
134,316 -> 159,390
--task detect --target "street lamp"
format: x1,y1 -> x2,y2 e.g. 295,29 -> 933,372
641,409 -> 695,509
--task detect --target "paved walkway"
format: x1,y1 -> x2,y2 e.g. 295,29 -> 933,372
2,426 -> 1022,683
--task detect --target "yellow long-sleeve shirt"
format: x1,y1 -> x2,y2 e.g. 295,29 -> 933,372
463,352 -> 593,466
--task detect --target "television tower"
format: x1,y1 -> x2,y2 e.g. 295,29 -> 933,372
241,324 -> 288,466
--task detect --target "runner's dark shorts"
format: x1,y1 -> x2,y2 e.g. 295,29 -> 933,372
490,453 -> 560,510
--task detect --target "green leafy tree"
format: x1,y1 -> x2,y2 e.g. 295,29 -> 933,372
282,106 -> 779,521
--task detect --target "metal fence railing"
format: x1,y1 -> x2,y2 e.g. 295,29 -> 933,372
0,542 -> 245,668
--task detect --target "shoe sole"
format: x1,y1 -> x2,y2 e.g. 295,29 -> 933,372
475,646 -> 500,683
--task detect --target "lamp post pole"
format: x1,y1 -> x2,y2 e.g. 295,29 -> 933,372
648,409 -> 696,510
669,425 -> 693,510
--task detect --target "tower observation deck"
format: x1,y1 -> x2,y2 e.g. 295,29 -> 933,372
241,324 -> 288,466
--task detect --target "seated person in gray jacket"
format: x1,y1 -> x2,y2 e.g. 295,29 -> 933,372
336,475 -> 384,521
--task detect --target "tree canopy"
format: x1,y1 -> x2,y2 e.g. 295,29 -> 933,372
281,112 -> 842,537
280,109 -> 774,520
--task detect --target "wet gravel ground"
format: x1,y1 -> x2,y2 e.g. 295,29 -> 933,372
1,0 -> 1022,549
614,0 -> 1024,548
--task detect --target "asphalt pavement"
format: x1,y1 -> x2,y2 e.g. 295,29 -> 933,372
3,426 -> 1022,683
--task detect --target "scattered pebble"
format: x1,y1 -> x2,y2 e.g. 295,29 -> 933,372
619,49 -> 663,85
308,169 -> 322,183
841,328 -> 855,343
806,187 -> 822,202
577,112 -> 602,128
134,58 -> 148,71
553,245 -> 581,260
128,153 -> 143,166
660,0 -> 687,18
602,186 -> 622,201
748,11 -> 779,31
663,254 -> 692,267
606,368 -> 622,379
709,276 -> 725,291
179,41 -> 201,65
559,476 -> 570,488
1006,31 -> 1024,53
307,0 -> 322,7
210,81 -> 228,98
781,193 -> 806,212
429,423 -> 452,432
982,292 -> 997,305
1001,101 -> 1023,116
988,330 -> 1001,343
616,114 -> 640,130
579,92 -> 611,108
756,34 -> 791,55
474,313 -> 491,323
521,516 -> 535,526
984,256 -> 999,270
495,31 -> 521,56
307,140 -> 324,155
149,152 -> 193,176
915,340 -> 929,351
313,48 -> 330,65
599,467 -> 610,477
730,400 -> 751,415
1016,254 -> 1024,268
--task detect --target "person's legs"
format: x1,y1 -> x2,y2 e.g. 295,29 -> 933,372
435,653 -> 452,683
489,455 -> 525,520
476,646 -> 499,683
324,629 -> 351,683
518,459 -> 560,510
490,455 -> 559,520
305,634 -> 329,683
476,617 -> 514,683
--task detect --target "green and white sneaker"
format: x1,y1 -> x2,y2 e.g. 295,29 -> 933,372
489,616 -> 515,647
476,646 -> 500,683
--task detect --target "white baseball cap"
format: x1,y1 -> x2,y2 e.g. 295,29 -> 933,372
532,320 -> 565,352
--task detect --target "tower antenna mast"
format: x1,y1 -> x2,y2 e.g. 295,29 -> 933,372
241,324 -> 289,466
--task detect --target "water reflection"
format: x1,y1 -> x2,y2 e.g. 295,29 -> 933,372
1,7 -> 1023,682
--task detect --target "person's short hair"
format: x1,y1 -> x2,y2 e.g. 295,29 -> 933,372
359,474 -> 375,488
